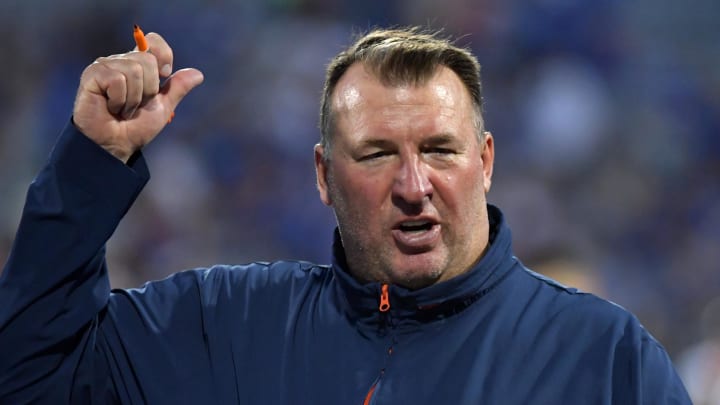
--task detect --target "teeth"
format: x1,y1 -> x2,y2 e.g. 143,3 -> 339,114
402,220 -> 429,226
399,220 -> 433,232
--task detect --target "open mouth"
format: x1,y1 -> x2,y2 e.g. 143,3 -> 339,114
398,220 -> 435,233
392,219 -> 441,250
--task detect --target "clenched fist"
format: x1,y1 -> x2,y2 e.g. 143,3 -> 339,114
72,32 -> 204,163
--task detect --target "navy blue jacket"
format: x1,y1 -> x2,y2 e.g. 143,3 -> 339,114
0,123 -> 691,404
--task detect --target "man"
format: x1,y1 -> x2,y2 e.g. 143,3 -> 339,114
0,27 -> 690,404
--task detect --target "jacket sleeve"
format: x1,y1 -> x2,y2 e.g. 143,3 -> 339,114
0,121 -> 149,403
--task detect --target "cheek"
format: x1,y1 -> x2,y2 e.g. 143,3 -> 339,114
437,168 -> 487,211
331,171 -> 385,215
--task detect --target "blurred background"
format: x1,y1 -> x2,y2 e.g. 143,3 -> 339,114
1,0 -> 718,399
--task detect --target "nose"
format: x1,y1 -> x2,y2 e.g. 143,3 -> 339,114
392,155 -> 433,207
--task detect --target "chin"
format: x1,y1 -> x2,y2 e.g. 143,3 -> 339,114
390,263 -> 445,290
397,273 -> 443,290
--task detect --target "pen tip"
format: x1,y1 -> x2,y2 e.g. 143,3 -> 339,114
134,24 -> 140,30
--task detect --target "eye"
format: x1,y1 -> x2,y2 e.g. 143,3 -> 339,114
424,147 -> 455,155
359,150 -> 392,161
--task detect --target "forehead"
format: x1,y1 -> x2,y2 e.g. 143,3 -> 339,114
330,64 -> 475,138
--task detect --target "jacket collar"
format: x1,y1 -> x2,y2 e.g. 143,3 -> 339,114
330,204 -> 516,325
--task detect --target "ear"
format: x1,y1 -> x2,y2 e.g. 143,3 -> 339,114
481,131 -> 494,193
314,144 -> 333,206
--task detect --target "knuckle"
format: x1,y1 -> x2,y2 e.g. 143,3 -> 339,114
146,32 -> 165,45
137,52 -> 159,72
80,64 -> 96,79
107,70 -> 126,87
137,51 -> 154,63
128,62 -> 144,80
83,58 -> 108,76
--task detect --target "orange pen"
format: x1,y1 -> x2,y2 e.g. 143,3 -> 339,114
133,24 -> 174,122
133,24 -> 149,52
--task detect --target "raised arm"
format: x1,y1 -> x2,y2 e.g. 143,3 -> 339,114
73,31 -> 203,163
0,31 -> 203,403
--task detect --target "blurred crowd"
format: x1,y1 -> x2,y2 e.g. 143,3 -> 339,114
1,0 -> 718,400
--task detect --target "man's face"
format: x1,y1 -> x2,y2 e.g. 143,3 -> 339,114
315,64 -> 494,290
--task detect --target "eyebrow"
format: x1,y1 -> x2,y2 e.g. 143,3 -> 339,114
357,139 -> 396,149
357,133 -> 459,148
421,134 -> 458,146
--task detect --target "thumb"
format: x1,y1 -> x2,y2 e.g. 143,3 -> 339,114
161,68 -> 204,111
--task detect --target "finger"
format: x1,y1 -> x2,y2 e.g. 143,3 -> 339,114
159,68 -> 204,112
97,58 -> 146,119
83,61 -> 128,116
102,66 -> 128,116
122,51 -> 161,101
143,32 -> 174,78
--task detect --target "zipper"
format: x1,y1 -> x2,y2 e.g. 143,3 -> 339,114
362,375 -> 381,405
363,283 -> 393,404
379,283 -> 390,312
363,345 -> 394,405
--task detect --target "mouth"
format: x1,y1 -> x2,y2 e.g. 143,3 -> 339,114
397,220 -> 435,233
392,218 -> 441,251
